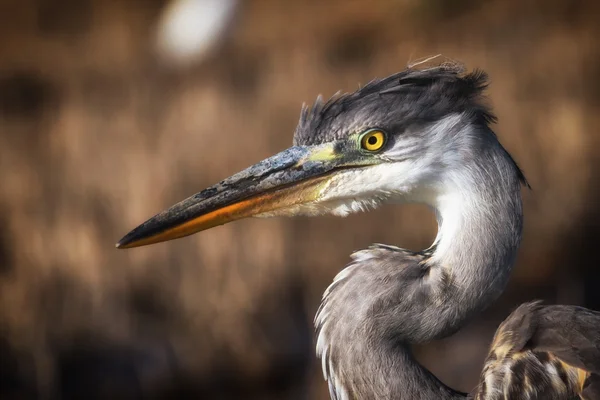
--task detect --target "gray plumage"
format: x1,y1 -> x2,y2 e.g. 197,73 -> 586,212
304,64 -> 599,399
296,64 -> 495,145
115,62 -> 600,400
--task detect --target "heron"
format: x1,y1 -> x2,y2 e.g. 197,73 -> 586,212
116,63 -> 600,399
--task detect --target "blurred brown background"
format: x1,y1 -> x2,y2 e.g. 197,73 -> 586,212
1,0 -> 599,398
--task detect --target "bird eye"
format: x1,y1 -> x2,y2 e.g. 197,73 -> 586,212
360,130 -> 386,152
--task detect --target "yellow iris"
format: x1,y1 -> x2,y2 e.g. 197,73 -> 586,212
360,130 -> 386,152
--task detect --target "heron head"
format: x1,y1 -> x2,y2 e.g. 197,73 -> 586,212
117,63 -> 513,249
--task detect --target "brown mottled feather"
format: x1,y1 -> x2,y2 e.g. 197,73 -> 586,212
472,301 -> 600,400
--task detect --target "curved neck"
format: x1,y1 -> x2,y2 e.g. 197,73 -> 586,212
424,141 -> 524,332
315,134 -> 524,399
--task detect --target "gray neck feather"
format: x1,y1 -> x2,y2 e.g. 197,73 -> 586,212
315,124 -> 524,399
426,126 -> 524,326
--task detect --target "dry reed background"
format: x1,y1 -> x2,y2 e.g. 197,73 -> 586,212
1,0 -> 599,398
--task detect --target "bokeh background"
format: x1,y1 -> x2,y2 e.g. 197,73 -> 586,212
1,0 -> 599,398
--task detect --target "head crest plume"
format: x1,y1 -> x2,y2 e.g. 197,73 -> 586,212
292,58 -> 528,187
293,59 -> 495,146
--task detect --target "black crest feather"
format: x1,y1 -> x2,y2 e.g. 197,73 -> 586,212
292,61 -> 529,187
293,62 -> 495,146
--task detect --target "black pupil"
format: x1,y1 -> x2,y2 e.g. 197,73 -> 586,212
367,135 -> 378,146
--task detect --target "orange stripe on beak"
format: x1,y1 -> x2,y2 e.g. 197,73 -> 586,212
116,174 -> 330,249
116,144 -> 343,250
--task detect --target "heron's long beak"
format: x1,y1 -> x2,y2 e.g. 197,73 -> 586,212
116,145 -> 342,249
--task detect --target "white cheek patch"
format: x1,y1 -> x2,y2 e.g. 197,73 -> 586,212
259,114 -> 471,220
315,168 -> 399,216
328,198 -> 384,217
